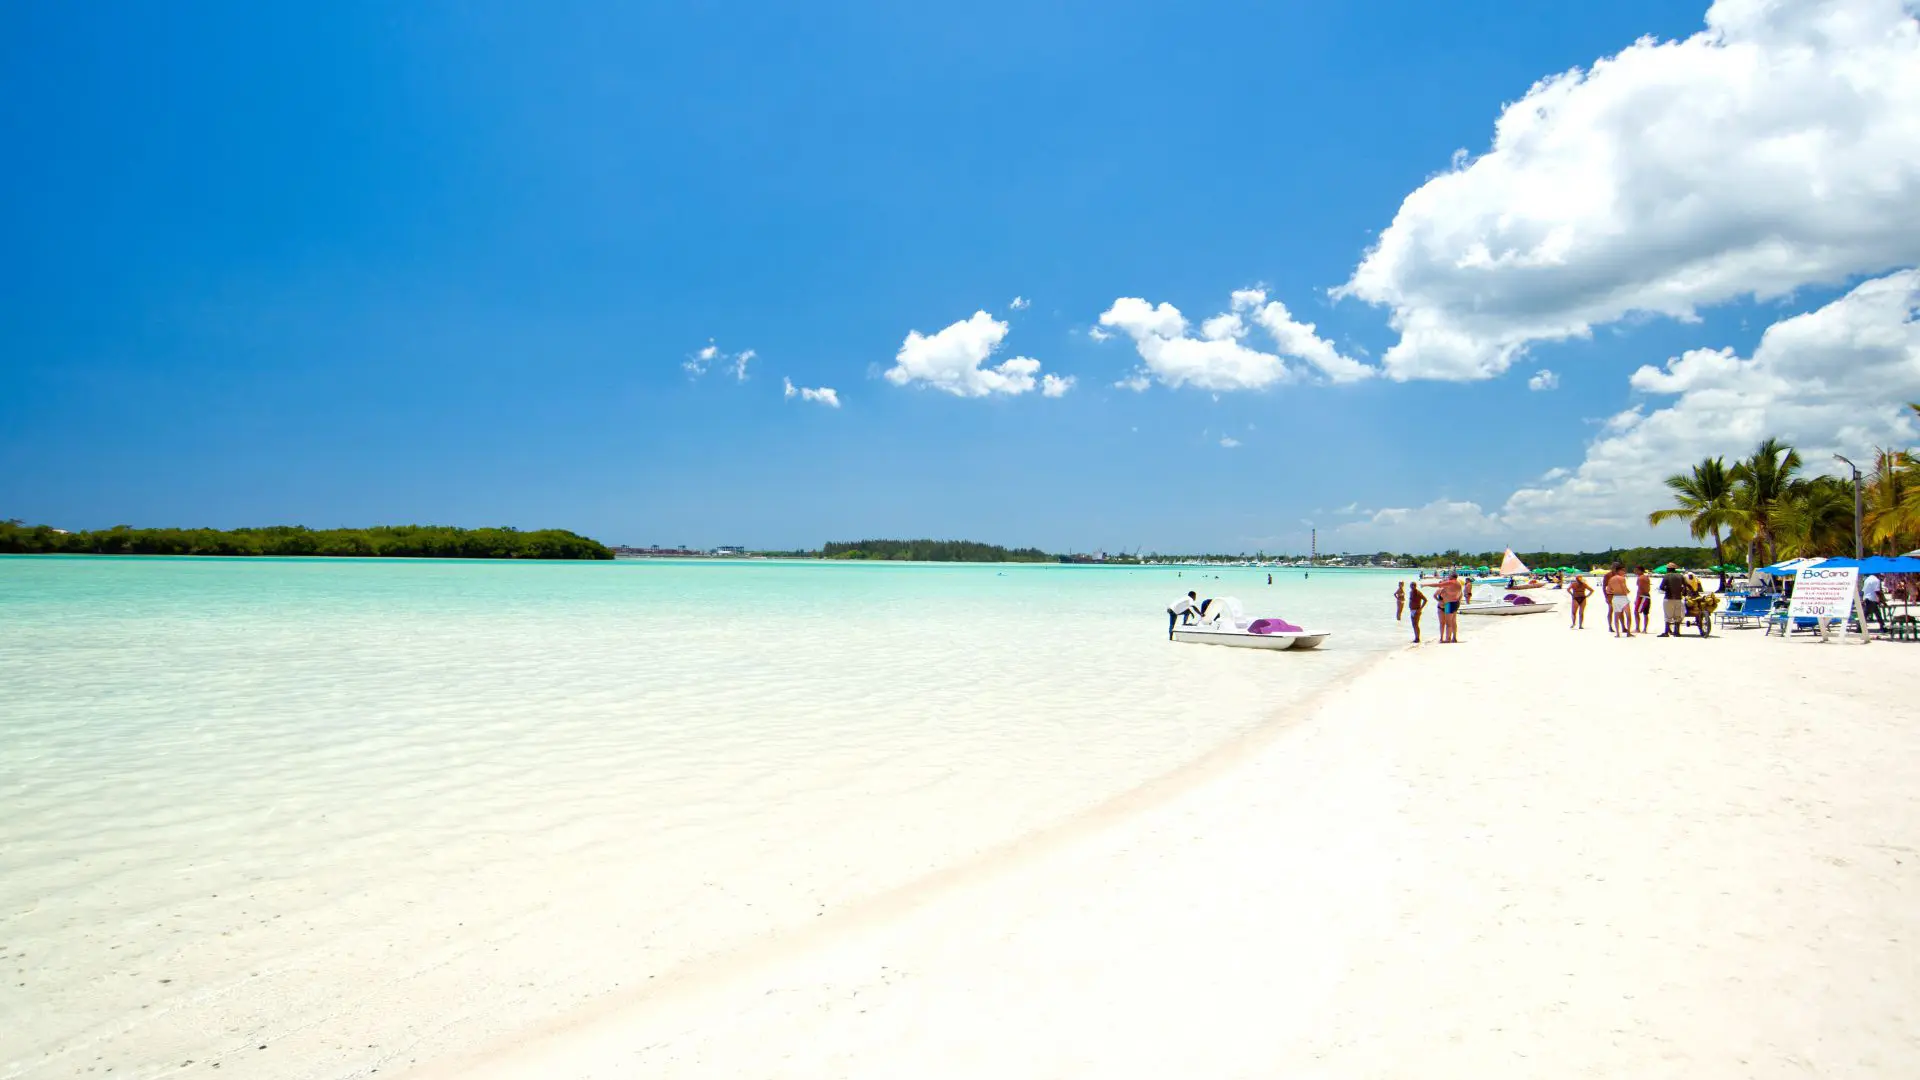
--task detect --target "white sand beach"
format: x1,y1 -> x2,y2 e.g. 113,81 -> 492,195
427,613 -> 1920,1080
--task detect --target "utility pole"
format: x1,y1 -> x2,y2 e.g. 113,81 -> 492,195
1835,454 -> 1863,559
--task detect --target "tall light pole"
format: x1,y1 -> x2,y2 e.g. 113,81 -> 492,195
1835,454 -> 1863,559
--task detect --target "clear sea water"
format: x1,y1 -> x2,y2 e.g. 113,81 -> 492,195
0,556 -> 1405,1078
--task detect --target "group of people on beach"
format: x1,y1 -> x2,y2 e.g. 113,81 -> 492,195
1565,563 -> 1706,637
1392,575 -> 1471,644
1394,562 -> 1714,644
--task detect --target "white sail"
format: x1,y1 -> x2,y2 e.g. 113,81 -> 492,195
1498,548 -> 1529,575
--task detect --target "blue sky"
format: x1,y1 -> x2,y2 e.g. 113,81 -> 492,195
5,1 -> 1917,553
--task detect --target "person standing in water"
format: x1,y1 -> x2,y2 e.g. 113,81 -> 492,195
1167,591 -> 1199,639
1407,581 -> 1427,643
1394,581 -> 1406,621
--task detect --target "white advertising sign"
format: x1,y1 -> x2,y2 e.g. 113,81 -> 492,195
1788,565 -> 1859,620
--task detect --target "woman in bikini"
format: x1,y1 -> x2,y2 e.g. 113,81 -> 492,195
1568,574 -> 1592,629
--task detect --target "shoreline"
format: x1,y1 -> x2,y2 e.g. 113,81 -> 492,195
418,614 -> 1920,1079
4,558 -> 1402,1079
407,644 -> 1406,1080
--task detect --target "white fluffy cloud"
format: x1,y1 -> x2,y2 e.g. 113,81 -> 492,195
782,377 -> 840,408
1528,369 -> 1560,391
1097,289 -> 1371,391
885,311 -> 1056,397
1040,373 -> 1074,397
1339,269 -> 1920,549
1238,289 -> 1376,383
1502,268 -> 1920,538
1219,435 -> 1242,448
1340,0 -> 1920,381
1009,296 -> 1030,310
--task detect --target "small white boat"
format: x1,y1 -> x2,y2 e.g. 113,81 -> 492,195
1172,626 -> 1330,650
1460,596 -> 1558,616
1168,596 -> 1332,650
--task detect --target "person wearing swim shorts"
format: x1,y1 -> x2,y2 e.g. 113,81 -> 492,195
1604,562 -> 1633,638
1634,566 -> 1654,634
1431,573 -> 1464,643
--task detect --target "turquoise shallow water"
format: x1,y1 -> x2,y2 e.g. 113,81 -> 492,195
0,556 -> 1404,1078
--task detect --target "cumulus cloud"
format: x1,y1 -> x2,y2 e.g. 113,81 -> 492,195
1114,372 -> 1150,392
1010,296 -> 1030,310
686,340 -> 756,381
1528,369 -> 1560,391
1498,268 -> 1920,540
1237,289 -> 1376,383
1088,326 -> 1113,343
1348,270 -> 1920,548
783,377 -> 841,408
1097,289 -> 1372,391
1220,435 -> 1242,448
1040,373 -> 1075,397
885,311 -> 1056,397
1340,0 -> 1920,381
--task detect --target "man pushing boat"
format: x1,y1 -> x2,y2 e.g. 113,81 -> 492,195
1168,592 -> 1200,639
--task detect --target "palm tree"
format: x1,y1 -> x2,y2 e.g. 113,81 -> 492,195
1647,456 -> 1738,562
1728,437 -> 1805,567
1865,405 -> 1920,553
1769,476 -> 1856,558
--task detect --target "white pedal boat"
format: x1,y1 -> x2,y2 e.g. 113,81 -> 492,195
1172,626 -> 1330,650
1460,596 -> 1558,616
1169,596 -> 1332,650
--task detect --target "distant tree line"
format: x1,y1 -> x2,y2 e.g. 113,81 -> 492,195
1408,546 -> 1721,570
821,538 -> 1054,562
0,521 -> 613,560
